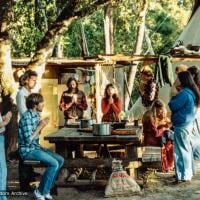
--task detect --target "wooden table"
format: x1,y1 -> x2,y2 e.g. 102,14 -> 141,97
44,127 -> 143,178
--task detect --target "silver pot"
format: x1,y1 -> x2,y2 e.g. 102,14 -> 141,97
80,119 -> 95,128
92,123 -> 111,136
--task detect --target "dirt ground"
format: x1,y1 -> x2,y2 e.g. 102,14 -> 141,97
5,161 -> 200,200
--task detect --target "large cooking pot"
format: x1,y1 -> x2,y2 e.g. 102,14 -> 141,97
92,123 -> 111,136
80,119 -> 96,128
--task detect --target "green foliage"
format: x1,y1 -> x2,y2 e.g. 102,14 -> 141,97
147,10 -> 180,54
63,21 -> 82,57
8,0 -> 194,106
113,5 -> 137,54
11,0 -> 42,57
63,10 -> 104,57
10,0 -> 193,58
11,0 -> 57,57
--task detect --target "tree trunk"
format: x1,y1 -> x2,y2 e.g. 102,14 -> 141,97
190,0 -> 200,20
144,26 -> 155,55
0,0 -> 16,95
0,37 -> 16,95
102,4 -> 115,107
80,22 -> 89,57
52,36 -> 64,58
124,0 -> 148,111
0,0 -> 18,157
27,0 -> 112,78
104,4 -> 113,54
52,5 -> 63,58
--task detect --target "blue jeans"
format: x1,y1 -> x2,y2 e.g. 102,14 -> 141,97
0,135 -> 7,200
23,148 -> 64,195
174,123 -> 193,181
190,116 -> 200,161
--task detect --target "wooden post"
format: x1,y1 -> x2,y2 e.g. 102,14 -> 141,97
125,145 -> 140,178
55,142 -> 69,159
95,64 -> 102,123
125,145 -> 138,159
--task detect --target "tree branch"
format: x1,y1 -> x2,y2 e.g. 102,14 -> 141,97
28,0 -> 114,70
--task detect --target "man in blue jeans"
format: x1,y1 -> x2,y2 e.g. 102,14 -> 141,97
18,93 -> 64,200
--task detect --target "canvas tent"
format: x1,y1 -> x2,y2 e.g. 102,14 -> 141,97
174,5 -> 200,46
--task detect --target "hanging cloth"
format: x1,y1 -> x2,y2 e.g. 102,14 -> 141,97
155,55 -> 174,87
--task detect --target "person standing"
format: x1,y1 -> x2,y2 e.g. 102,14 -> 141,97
59,77 -> 88,125
168,71 -> 200,183
0,84 -> 12,200
18,93 -> 64,200
59,77 -> 87,182
100,83 -> 122,158
101,83 -> 122,122
16,69 -> 38,191
170,64 -> 188,97
126,66 -> 159,121
16,69 -> 38,116
187,66 -> 200,165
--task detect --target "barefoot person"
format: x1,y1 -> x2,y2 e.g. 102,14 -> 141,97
18,93 -> 64,200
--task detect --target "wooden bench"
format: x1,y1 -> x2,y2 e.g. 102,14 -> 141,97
20,160 -> 58,194
141,146 -> 162,170
44,127 -> 144,180
23,160 -> 43,167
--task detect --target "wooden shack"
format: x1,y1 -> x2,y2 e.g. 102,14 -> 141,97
12,57 -> 125,147
12,54 -> 200,147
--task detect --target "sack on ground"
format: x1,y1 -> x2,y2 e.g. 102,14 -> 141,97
105,159 -> 140,197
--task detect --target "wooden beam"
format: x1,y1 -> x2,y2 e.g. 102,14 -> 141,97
12,58 -> 114,68
95,64 -> 102,123
99,54 -> 200,63
12,54 -> 200,69
98,55 -> 157,62
56,180 -> 107,188
62,158 -> 141,168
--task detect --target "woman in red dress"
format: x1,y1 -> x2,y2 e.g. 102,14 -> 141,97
142,99 -> 174,172
101,83 -> 122,122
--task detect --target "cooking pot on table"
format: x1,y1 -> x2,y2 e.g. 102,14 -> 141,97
80,119 -> 96,128
92,123 -> 111,136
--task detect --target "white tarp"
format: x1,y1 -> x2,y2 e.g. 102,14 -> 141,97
175,6 -> 200,46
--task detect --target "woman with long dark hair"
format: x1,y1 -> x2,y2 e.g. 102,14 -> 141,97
188,66 -> 200,89
169,71 -> 200,183
59,77 -> 88,125
101,83 -> 122,122
187,66 -> 200,162
59,77 -> 88,182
